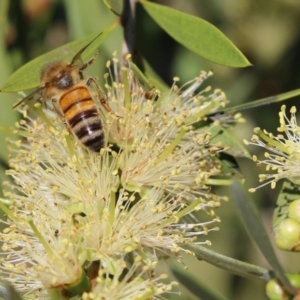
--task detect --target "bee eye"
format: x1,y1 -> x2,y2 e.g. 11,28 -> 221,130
56,72 -> 73,89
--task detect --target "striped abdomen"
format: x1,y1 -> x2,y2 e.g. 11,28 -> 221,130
60,86 -> 105,152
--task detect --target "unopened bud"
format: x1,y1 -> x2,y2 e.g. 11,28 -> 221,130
274,218 -> 300,251
288,199 -> 300,223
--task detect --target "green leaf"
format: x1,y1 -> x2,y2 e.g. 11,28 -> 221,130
143,59 -> 169,93
213,154 -> 242,183
140,1 -> 250,67
273,180 -> 300,227
209,125 -> 251,159
184,243 -> 272,281
103,0 -> 123,15
171,263 -> 229,300
1,23 -> 117,93
129,61 -> 155,93
221,88 -> 300,114
231,182 -> 295,294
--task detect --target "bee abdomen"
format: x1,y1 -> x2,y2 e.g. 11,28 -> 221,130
69,109 -> 105,152
83,130 -> 105,152
60,86 -> 106,152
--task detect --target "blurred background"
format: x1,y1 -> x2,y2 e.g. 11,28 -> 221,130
1,0 -> 300,299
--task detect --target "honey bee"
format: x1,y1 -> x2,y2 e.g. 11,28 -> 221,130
14,33 -> 115,152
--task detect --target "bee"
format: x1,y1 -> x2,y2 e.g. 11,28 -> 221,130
13,33 -> 115,152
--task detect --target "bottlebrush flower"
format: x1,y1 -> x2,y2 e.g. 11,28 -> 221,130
245,105 -> 300,191
0,57 -> 228,299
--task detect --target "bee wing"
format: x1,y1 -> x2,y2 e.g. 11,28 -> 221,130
13,86 -> 44,109
69,32 -> 103,67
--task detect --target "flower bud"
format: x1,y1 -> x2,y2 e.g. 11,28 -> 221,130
288,199 -> 300,223
274,218 -> 300,251
288,274 -> 300,288
266,274 -> 300,300
265,279 -> 288,300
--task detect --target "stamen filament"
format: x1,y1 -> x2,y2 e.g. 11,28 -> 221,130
154,126 -> 187,165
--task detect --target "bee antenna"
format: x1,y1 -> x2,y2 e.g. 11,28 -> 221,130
12,86 -> 45,109
70,32 -> 103,66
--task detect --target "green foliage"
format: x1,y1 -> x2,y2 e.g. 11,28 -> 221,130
1,26 -> 117,92
185,243 -> 272,281
103,0 -> 123,15
208,125 -> 251,158
171,263 -> 230,300
231,182 -> 295,295
141,1 -> 250,67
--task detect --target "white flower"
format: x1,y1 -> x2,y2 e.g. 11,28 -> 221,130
245,105 -> 300,191
105,58 -> 227,203
0,58 -> 227,299
83,256 -> 175,300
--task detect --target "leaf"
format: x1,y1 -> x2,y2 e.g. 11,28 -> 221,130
171,264 -> 229,300
273,180 -> 300,227
220,88 -> 300,114
184,243 -> 272,281
143,59 -> 169,93
202,124 -> 251,159
103,0 -> 123,15
215,153 -> 242,181
129,61 -> 155,92
140,1 -> 250,68
1,22 -> 117,93
230,181 -> 295,294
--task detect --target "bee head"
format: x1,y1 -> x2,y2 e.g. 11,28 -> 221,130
40,61 -> 82,91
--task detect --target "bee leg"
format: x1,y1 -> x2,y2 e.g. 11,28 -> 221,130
51,98 -> 70,131
79,50 -> 99,72
49,99 -> 73,137
51,98 -> 63,117
86,77 -> 122,119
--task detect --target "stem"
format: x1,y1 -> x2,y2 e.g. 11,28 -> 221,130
184,243 -> 272,281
